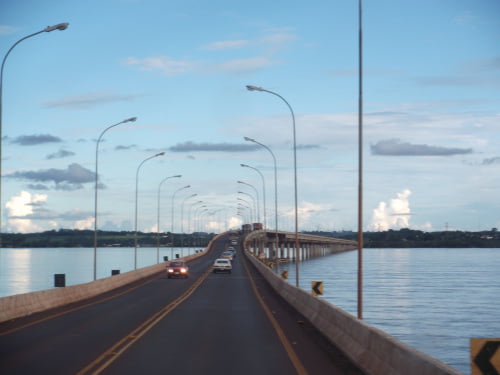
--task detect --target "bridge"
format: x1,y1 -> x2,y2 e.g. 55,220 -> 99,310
0,230 -> 461,375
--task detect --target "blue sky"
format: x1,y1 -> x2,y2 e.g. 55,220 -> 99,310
0,0 -> 499,234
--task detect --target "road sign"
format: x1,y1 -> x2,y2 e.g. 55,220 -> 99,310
281,270 -> 288,279
471,338 -> 500,375
311,281 -> 323,296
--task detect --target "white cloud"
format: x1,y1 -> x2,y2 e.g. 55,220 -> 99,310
370,189 -> 413,231
215,56 -> 279,73
4,191 -> 48,233
75,217 -> 94,230
123,56 -> 196,76
201,40 -> 249,50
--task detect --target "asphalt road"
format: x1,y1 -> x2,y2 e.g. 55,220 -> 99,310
0,235 -> 364,375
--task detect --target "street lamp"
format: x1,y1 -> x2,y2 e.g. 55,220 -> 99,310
246,85 -> 299,286
241,163 -> 267,229
357,0 -> 364,320
171,185 -> 190,249
237,180 -> 260,223
237,196 -> 254,222
188,201 -> 204,250
237,200 -> 252,223
93,116 -> 137,280
157,174 -> 181,263
135,152 -> 165,268
181,193 -> 197,255
244,136 -> 279,269
0,22 -> 69,246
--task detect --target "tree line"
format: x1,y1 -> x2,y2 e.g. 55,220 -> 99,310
305,228 -> 500,248
0,229 -> 215,248
1,227 -> 499,248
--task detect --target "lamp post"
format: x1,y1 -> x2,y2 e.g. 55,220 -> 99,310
188,201 -> 204,251
237,203 -> 252,224
237,180 -> 260,224
246,85 -> 299,286
94,116 -> 137,280
0,22 -> 69,247
357,0 -> 364,320
171,185 -> 190,251
244,136 -> 279,270
181,193 -> 197,256
237,196 -> 253,222
157,174 -> 181,263
241,163 -> 267,230
135,152 -> 165,269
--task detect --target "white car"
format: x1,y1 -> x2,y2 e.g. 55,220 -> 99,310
220,251 -> 233,261
213,258 -> 232,273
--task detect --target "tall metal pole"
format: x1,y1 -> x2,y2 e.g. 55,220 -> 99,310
157,174 -> 181,263
134,152 -> 165,269
171,185 -> 190,249
0,22 -> 69,248
181,193 -> 197,256
246,85 -> 299,287
238,180 -> 260,223
94,116 -> 137,280
357,0 -> 364,320
240,164 -> 267,229
244,136 -> 279,271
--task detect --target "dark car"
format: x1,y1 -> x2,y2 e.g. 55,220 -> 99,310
166,260 -> 189,278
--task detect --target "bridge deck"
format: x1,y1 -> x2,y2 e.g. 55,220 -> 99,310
0,235 -> 363,374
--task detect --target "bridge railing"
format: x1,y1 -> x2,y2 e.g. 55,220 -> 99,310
242,233 -> 461,375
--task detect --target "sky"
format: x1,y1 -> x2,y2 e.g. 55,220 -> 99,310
0,0 -> 499,235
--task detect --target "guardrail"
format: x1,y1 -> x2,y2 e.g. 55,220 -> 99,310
243,239 -> 461,375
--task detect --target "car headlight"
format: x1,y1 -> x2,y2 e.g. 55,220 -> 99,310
180,268 -> 187,273
168,269 -> 174,273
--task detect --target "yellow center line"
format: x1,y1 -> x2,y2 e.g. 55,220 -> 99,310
76,268 -> 211,375
242,253 -> 309,375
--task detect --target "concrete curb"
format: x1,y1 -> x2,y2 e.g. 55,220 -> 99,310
245,251 -> 462,375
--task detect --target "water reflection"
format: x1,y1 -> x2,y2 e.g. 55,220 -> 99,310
2,248 -> 33,295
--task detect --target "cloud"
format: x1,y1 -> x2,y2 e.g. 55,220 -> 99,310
169,141 -> 259,152
370,190 -> 413,231
43,90 -> 148,109
0,25 -> 19,35
5,163 -> 95,190
201,40 -> 250,50
123,56 -> 196,76
4,191 -> 48,233
27,184 -> 50,190
11,134 -> 62,146
75,217 -> 94,230
215,56 -> 280,73
482,156 -> 500,165
115,144 -> 137,151
46,149 -> 75,159
371,139 -> 473,156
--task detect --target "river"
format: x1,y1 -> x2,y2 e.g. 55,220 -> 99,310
1,247 -> 498,374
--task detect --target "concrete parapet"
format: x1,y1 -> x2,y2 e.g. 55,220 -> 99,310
0,249 -> 207,324
245,251 -> 462,375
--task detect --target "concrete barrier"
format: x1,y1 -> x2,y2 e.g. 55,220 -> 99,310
244,251 -> 462,375
0,248 -> 209,323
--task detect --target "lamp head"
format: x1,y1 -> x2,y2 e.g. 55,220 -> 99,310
45,23 -> 69,32
125,117 -> 137,123
246,85 -> 263,92
243,136 -> 255,142
173,175 -> 182,178
156,152 -> 165,157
